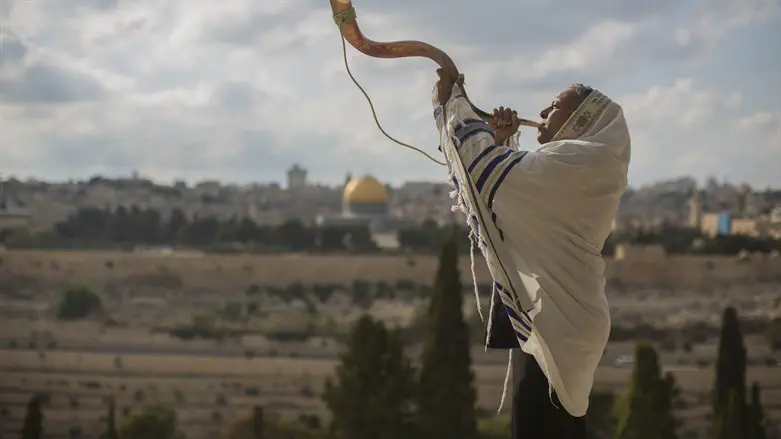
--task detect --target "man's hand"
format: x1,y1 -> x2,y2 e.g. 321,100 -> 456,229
489,107 -> 522,146
433,68 -> 465,107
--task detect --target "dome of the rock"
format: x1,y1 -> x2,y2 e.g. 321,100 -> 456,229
342,175 -> 389,216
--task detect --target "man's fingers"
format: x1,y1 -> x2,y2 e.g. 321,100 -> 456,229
493,107 -> 522,128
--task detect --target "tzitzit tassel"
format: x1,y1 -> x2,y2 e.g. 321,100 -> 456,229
470,234 -> 484,323
484,284 -> 496,352
497,349 -> 513,414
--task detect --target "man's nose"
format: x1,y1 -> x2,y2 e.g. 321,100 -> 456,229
539,108 -> 549,119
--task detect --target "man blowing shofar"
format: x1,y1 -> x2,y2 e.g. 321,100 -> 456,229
432,69 -> 631,439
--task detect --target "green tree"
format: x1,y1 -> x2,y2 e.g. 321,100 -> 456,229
658,372 -> 681,439
714,390 -> 743,439
323,315 -> 416,439
57,286 -> 102,320
746,382 -> 766,439
251,406 -> 264,439
223,407 -> 322,439
416,232 -> 477,439
713,307 -> 747,431
103,396 -> 119,439
119,405 -> 179,439
20,394 -> 43,439
614,342 -> 677,439
166,208 -> 189,242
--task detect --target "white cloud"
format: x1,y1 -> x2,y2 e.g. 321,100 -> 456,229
528,21 -> 638,77
620,78 -> 733,128
737,112 -> 781,151
1,0 -> 779,187
618,79 -> 780,186
738,111 -> 780,132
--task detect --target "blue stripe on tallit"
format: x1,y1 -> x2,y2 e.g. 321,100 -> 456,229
459,127 -> 494,145
486,151 -> 528,209
453,118 -> 489,132
468,145 -> 498,172
495,282 -> 532,332
491,212 -> 505,241
453,119 -> 493,144
508,317 -> 530,342
476,150 -> 513,192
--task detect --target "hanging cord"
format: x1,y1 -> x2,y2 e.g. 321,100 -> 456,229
336,26 -> 447,166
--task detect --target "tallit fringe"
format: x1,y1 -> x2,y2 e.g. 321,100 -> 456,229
484,287 -> 496,352
442,109 -> 512,416
443,113 -> 486,326
497,349 -> 512,414
469,234 -> 484,323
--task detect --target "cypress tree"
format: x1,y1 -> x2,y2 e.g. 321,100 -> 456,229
252,406 -> 264,439
615,342 -> 677,439
21,394 -> 43,439
323,315 -> 416,439
658,372 -> 680,439
746,382 -> 766,439
417,232 -> 477,439
104,396 -> 119,439
713,306 -> 747,409
713,306 -> 747,431
715,390 -> 744,439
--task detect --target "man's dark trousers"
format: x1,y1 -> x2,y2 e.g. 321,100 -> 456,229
487,301 -> 586,439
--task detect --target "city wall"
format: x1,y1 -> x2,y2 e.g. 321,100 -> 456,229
607,244 -> 781,288
607,255 -> 781,288
2,248 -> 779,290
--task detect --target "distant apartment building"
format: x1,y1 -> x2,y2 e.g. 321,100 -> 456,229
690,187 -> 781,238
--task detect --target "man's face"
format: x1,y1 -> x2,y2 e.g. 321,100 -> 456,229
536,86 -> 582,144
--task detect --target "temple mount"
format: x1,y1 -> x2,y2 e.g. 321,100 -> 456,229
315,175 -> 415,242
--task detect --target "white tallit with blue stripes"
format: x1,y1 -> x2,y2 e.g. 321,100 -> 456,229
434,83 -> 631,417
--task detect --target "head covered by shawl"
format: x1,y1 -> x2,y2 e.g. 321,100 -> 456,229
549,87 -> 631,175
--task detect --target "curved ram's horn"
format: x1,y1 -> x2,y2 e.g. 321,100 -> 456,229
329,0 -> 541,128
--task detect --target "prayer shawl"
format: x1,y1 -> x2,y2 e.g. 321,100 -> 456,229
434,84 -> 631,417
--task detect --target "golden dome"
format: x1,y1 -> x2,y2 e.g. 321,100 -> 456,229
343,175 -> 388,205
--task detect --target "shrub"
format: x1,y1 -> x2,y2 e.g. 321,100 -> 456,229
118,405 -> 178,439
57,287 -> 102,320
299,385 -> 314,397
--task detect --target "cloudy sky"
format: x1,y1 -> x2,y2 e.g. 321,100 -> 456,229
1,0 -> 780,188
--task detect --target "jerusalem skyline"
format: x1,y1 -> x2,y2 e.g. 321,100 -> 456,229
2,168 -> 780,192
